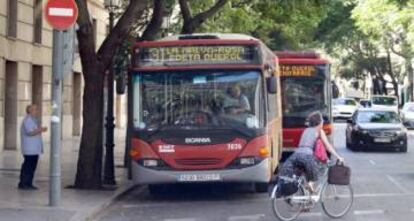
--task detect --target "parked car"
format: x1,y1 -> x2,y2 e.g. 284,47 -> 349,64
401,102 -> 414,129
359,99 -> 371,108
332,98 -> 359,119
371,95 -> 399,112
346,108 -> 407,152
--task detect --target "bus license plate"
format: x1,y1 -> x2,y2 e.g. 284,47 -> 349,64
374,138 -> 391,143
178,174 -> 221,182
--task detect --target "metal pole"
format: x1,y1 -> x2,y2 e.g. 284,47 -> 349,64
103,10 -> 116,186
50,30 -> 63,206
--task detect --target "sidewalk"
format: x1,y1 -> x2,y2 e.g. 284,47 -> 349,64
0,129 -> 135,221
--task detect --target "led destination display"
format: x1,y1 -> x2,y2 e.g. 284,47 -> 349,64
136,45 -> 257,66
280,65 -> 316,77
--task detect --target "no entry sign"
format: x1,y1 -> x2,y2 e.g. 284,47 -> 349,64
45,0 -> 78,31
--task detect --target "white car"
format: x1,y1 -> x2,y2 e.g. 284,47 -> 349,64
401,102 -> 414,129
371,95 -> 399,113
333,98 -> 358,119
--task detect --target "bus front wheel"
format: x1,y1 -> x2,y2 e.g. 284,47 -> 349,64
148,184 -> 168,195
255,182 -> 269,193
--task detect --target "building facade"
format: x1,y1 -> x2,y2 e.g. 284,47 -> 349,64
0,0 -> 113,151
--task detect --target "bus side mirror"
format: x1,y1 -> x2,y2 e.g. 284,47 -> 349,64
267,76 -> 277,94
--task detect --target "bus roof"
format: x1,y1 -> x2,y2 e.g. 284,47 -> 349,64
160,33 -> 260,41
134,33 -> 260,48
274,51 -> 329,65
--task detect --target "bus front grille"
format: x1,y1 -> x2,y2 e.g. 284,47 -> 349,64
175,158 -> 222,166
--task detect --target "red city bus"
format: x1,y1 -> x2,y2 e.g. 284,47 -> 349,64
128,34 -> 282,194
274,51 -> 333,159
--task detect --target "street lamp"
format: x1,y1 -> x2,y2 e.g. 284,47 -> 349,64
103,0 -> 120,186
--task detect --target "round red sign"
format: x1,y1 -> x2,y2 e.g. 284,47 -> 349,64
45,0 -> 78,31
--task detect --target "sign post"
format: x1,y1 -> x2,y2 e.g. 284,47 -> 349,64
44,0 -> 78,207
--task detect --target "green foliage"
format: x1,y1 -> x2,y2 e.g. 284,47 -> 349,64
174,0 -> 331,50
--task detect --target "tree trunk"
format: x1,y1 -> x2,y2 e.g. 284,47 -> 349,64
73,0 -> 150,189
407,59 -> 414,101
75,64 -> 105,188
386,51 -> 399,100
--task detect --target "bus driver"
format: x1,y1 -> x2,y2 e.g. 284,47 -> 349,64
225,84 -> 251,114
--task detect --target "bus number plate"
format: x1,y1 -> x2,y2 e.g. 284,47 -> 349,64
178,174 -> 221,182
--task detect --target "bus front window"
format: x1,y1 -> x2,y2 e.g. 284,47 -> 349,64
281,64 -> 330,128
133,71 -> 263,131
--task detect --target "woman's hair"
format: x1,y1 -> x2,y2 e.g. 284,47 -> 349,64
306,111 -> 323,127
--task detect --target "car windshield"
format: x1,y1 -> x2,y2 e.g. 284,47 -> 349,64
334,99 -> 357,106
357,111 -> 400,123
281,64 -> 330,128
132,70 -> 263,131
372,97 -> 397,106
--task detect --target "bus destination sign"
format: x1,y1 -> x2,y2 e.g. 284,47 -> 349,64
137,45 -> 257,67
280,65 -> 316,77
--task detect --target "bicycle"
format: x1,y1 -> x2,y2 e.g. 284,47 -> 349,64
270,161 -> 353,221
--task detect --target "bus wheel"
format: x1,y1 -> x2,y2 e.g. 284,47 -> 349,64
255,182 -> 269,193
148,184 -> 168,196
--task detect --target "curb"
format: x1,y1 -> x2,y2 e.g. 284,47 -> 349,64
69,182 -> 142,221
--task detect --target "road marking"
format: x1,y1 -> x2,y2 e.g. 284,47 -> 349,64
353,192 -> 414,198
301,212 -> 322,217
49,8 -> 74,17
164,218 -> 196,221
228,214 -> 265,221
369,160 -> 376,166
411,208 -> 414,213
386,175 -> 409,193
354,209 -> 384,215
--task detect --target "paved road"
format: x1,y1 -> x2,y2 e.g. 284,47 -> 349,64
96,123 -> 414,221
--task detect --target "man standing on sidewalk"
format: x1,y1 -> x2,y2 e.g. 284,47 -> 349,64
18,104 -> 47,190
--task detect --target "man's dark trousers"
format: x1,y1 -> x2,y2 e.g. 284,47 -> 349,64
19,155 -> 39,187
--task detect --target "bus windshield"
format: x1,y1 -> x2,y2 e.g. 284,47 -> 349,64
133,70 -> 264,131
281,64 -> 330,128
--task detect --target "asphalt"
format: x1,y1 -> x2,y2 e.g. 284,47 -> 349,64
96,123 -> 414,221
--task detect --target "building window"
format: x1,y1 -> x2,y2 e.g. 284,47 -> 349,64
34,0 -> 42,43
7,0 -> 17,38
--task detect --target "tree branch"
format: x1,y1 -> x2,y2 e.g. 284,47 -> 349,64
97,0 -> 151,68
194,0 -> 228,23
180,0 -> 229,34
140,0 -> 166,41
179,0 -> 192,23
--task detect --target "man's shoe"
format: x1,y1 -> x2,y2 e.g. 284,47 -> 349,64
28,185 -> 38,190
18,185 -> 30,190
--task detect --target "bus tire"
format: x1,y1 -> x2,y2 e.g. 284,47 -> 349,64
255,182 -> 269,193
148,184 -> 167,196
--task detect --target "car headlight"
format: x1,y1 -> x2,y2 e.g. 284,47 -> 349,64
361,129 -> 369,134
396,128 -> 407,136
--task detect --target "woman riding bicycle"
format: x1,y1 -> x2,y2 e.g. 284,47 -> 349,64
279,111 -> 344,192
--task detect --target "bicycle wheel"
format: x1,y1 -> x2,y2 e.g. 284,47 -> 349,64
271,185 -> 305,221
321,183 -> 353,218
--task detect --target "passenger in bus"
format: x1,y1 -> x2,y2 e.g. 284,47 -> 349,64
224,84 -> 251,114
278,111 -> 344,193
